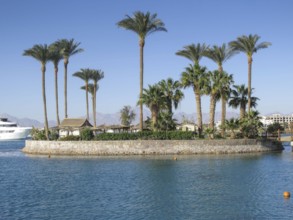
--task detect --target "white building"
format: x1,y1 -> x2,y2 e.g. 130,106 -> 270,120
260,114 -> 293,127
176,123 -> 198,132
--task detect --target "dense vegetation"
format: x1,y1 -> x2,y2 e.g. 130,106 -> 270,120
94,131 -> 196,141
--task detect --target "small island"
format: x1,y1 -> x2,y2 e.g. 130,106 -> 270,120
21,11 -> 289,157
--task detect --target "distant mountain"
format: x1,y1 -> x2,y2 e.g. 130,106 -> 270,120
0,113 -> 56,128
88,107 -> 151,125
173,111 -> 239,124
1,108 -> 239,127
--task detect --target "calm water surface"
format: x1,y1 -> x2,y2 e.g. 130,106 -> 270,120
1,141 -> 293,219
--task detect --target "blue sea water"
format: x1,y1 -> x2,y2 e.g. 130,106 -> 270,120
1,141 -> 293,220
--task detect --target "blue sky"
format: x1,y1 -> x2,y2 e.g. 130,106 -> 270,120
0,0 -> 292,122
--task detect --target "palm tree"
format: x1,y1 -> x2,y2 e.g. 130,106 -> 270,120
23,44 -> 51,140
204,44 -> 236,136
89,69 -> 104,127
229,84 -> 259,119
181,64 -> 209,136
73,68 -> 92,120
81,83 -> 97,125
158,78 -> 184,115
120,106 -> 136,126
117,11 -> 167,131
48,44 -> 63,126
157,111 -> 177,131
139,84 -> 165,131
219,72 -> 234,137
225,118 -> 240,139
206,71 -> 222,133
54,38 -> 84,118
240,110 -> 263,138
176,43 -> 209,65
229,34 -> 271,112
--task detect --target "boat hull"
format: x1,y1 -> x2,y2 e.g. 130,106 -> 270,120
0,127 -> 32,140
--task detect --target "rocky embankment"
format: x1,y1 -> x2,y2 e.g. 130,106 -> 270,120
22,139 -> 283,156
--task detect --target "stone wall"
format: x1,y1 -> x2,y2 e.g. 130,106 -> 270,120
22,139 -> 283,156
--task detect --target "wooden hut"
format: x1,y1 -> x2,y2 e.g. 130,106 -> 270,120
59,118 -> 92,137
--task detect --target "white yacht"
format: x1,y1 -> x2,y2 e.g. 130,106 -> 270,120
0,118 -> 32,140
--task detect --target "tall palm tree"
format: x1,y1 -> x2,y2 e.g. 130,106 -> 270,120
206,71 -> 222,132
229,34 -> 271,112
158,78 -> 184,115
81,83 -> 98,125
117,11 -> 167,131
181,64 -> 208,136
229,84 -> 259,119
54,38 -> 84,118
48,44 -> 63,126
23,44 -> 51,140
176,43 -> 209,65
204,44 -> 236,136
89,69 -> 104,127
139,84 -> 165,131
73,68 -> 92,120
218,72 -> 234,136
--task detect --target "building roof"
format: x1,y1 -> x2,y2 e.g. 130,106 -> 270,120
59,118 -> 92,128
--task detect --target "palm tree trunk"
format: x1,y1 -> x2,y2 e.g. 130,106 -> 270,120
221,97 -> 226,137
64,58 -> 69,118
218,64 -> 225,137
167,98 -> 172,115
91,95 -> 95,126
42,64 -> 49,140
93,82 -> 97,127
139,38 -> 145,131
85,81 -> 89,120
151,106 -> 158,131
240,104 -> 246,119
54,64 -> 60,126
209,95 -> 216,130
194,88 -> 203,136
247,56 -> 252,113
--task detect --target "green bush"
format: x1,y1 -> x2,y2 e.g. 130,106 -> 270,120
94,131 -> 196,141
30,128 -> 47,140
59,135 -> 80,141
50,130 -> 59,140
94,132 -> 138,141
80,128 -> 94,141
241,124 -> 259,139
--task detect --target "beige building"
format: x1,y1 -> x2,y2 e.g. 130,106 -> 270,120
176,123 -> 198,132
59,118 -> 92,137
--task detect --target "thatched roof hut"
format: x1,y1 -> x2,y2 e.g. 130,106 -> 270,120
59,118 -> 92,129
59,118 -> 92,137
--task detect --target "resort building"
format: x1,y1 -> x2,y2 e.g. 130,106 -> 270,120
260,114 -> 293,127
176,122 -> 198,132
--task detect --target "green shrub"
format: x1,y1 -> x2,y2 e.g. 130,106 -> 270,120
80,128 -> 94,141
59,135 -> 80,141
241,124 -> 259,139
50,130 -> 59,140
30,128 -> 47,140
94,131 -> 196,141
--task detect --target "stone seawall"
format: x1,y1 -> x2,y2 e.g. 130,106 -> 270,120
22,139 -> 283,156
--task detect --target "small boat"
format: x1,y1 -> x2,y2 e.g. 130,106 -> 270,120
0,118 -> 32,140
